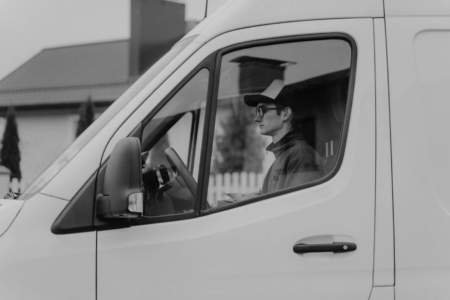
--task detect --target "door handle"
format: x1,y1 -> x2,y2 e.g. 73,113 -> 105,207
293,242 -> 357,254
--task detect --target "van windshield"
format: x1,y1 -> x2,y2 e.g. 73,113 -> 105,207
19,36 -> 197,200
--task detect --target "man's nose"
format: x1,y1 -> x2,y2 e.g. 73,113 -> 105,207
255,113 -> 262,122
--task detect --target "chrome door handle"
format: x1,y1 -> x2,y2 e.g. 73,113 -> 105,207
293,242 -> 357,254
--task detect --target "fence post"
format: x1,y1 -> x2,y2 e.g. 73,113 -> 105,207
232,172 -> 239,194
248,172 -> 256,193
240,172 -> 248,194
257,173 -> 264,191
208,175 -> 217,207
216,173 -> 223,202
224,173 -> 231,199
10,178 -> 20,194
208,175 -> 214,201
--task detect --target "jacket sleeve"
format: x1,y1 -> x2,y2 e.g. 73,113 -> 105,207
284,156 -> 322,189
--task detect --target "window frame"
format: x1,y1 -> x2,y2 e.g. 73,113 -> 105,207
199,33 -> 358,214
187,109 -> 201,173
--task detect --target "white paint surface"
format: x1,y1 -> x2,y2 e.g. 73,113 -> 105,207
0,194 -> 96,300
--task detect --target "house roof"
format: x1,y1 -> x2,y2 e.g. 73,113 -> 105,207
0,40 -> 135,108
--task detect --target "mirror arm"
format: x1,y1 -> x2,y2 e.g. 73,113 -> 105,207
96,195 -> 112,219
97,193 -> 143,219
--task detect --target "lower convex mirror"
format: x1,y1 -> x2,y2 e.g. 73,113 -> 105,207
97,137 -> 144,219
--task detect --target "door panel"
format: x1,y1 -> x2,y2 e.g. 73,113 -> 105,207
98,19 -> 375,300
386,17 -> 450,299
0,195 -> 95,300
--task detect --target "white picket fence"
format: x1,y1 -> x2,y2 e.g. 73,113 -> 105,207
208,172 -> 264,205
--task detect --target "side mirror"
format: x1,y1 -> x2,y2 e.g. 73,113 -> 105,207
97,137 -> 143,219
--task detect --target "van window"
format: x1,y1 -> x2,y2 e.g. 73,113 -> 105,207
139,69 -> 208,218
207,39 -> 352,209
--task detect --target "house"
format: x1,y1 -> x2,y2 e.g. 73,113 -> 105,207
0,0 -> 193,188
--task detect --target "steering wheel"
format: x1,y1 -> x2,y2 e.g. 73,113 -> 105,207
164,147 -> 197,198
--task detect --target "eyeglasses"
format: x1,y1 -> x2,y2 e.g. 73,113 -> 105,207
255,106 -> 278,118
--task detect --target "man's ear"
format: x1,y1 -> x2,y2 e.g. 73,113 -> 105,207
282,107 -> 293,122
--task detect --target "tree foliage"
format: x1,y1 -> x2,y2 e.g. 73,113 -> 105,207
0,106 -> 21,180
213,98 -> 265,174
76,97 -> 95,137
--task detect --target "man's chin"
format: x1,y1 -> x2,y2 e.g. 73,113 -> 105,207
259,129 -> 269,136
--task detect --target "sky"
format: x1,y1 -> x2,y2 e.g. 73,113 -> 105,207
0,0 -> 206,81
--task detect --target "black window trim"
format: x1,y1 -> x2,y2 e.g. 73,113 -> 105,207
187,110 -> 200,172
199,33 -> 358,215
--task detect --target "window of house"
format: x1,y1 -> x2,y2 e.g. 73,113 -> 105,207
207,39 -> 352,209
138,68 -> 208,219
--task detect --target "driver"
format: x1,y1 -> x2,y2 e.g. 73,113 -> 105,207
226,79 -> 324,201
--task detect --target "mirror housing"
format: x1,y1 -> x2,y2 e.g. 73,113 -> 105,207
97,137 -> 143,219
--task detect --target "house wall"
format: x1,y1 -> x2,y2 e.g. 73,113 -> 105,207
17,113 -> 77,188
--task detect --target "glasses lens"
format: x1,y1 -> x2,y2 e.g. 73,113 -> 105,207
256,107 -> 264,118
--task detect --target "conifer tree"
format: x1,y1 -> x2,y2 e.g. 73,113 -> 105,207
0,106 -> 21,180
76,96 -> 95,137
213,98 -> 265,174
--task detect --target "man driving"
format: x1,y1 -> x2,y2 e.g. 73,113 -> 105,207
227,79 -> 323,201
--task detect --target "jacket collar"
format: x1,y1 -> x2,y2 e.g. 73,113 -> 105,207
266,130 -> 305,158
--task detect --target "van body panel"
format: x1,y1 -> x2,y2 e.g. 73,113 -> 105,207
97,18 -> 376,300
186,0 -> 384,43
0,194 -> 95,299
385,0 -> 450,17
373,18 -> 395,287
206,0 -> 232,17
386,16 -> 450,299
0,200 -> 24,237
369,286 -> 395,300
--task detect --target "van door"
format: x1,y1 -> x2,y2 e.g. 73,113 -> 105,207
97,19 -> 376,300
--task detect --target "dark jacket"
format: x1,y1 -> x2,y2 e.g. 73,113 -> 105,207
262,130 -> 323,194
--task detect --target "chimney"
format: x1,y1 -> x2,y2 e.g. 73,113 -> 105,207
129,0 -> 186,77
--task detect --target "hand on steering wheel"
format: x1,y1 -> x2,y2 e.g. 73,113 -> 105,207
164,147 -> 197,198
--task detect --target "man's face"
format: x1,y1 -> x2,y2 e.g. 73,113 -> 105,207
255,103 -> 284,137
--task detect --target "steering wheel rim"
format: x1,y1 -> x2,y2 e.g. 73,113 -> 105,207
164,147 -> 197,198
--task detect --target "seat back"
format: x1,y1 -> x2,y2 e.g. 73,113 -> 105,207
297,69 -> 350,174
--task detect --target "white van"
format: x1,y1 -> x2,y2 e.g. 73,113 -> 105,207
1,0 -> 450,299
